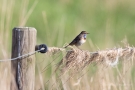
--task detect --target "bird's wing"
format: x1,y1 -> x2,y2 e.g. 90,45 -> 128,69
69,34 -> 81,45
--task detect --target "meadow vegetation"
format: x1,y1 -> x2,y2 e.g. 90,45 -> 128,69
0,0 -> 135,90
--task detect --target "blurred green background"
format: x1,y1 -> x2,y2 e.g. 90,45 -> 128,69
1,0 -> 135,49
29,0 -> 135,48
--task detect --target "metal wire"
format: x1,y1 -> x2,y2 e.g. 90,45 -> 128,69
0,48 -> 45,62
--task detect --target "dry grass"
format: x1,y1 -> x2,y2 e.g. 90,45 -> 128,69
43,46 -> 135,90
54,46 -> 135,72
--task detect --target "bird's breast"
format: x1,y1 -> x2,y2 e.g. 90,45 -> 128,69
77,39 -> 86,46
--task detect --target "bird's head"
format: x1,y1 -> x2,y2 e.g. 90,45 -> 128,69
81,31 -> 89,34
80,31 -> 89,39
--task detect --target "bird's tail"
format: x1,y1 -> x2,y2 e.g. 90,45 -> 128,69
64,44 -> 69,48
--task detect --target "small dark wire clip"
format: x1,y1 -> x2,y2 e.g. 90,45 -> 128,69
35,44 -> 48,53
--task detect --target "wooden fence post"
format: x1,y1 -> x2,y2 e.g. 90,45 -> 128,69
11,27 -> 37,90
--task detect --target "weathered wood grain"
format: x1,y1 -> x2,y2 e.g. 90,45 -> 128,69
11,27 -> 36,90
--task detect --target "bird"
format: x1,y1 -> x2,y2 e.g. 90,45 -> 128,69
64,31 -> 89,48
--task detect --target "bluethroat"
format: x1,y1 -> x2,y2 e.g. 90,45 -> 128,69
64,31 -> 89,48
